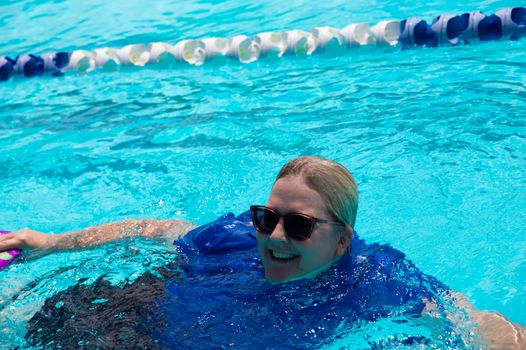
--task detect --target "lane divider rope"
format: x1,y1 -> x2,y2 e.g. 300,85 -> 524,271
1,7 -> 524,81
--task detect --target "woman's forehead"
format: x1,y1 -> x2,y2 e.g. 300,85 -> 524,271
267,176 -> 329,215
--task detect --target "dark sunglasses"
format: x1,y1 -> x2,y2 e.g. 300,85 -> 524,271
249,205 -> 345,241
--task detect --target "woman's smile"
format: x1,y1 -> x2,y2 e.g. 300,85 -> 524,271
268,249 -> 299,260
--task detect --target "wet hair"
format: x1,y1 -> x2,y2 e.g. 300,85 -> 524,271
275,156 -> 358,229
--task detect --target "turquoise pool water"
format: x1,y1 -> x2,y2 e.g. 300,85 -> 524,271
1,0 -> 525,347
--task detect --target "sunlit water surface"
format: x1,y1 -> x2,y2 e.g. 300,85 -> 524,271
0,0 -> 525,348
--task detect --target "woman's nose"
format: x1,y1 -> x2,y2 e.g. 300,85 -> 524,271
269,219 -> 287,241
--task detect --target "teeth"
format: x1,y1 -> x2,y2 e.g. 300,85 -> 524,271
271,250 -> 296,259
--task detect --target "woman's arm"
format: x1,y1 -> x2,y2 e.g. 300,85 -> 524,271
0,219 -> 196,252
426,292 -> 526,349
472,309 -> 526,349
454,293 -> 526,349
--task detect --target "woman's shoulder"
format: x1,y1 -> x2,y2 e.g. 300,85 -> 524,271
346,233 -> 448,303
175,211 -> 257,254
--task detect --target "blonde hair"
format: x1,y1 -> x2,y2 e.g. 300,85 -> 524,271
275,156 -> 358,229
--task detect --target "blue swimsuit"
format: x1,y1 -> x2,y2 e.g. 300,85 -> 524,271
150,211 -> 449,349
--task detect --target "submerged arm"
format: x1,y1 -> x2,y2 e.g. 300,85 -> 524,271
457,293 -> 526,349
473,310 -> 526,349
0,219 -> 196,253
423,292 -> 526,349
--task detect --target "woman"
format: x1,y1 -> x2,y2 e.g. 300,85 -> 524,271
1,156 -> 524,348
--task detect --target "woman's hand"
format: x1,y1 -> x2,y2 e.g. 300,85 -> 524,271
0,228 -> 55,252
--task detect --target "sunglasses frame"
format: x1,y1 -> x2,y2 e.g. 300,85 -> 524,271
249,205 -> 345,241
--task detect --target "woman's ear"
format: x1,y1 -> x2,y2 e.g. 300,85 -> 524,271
336,227 -> 353,256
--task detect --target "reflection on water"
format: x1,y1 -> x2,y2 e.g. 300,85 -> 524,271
0,0 -> 525,347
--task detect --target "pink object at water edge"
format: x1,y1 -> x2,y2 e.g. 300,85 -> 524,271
0,230 -> 21,270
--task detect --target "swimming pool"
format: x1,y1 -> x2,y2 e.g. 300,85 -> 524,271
1,0 -> 525,347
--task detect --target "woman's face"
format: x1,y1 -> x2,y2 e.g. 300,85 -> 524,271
256,175 -> 349,283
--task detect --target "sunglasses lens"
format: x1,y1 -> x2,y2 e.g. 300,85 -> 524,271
252,207 -> 279,234
283,214 -> 314,241
250,206 -> 315,241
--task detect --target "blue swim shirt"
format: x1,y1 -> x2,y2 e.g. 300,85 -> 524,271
153,211 -> 452,349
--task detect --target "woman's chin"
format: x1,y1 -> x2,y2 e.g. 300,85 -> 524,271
266,277 -> 287,285
263,265 -> 303,284
265,270 -> 294,284
264,266 -> 311,284
263,258 -> 339,284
